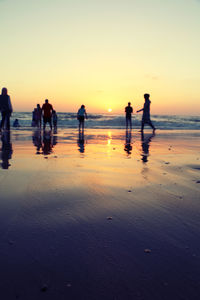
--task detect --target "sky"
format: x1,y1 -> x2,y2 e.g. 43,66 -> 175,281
0,0 -> 200,114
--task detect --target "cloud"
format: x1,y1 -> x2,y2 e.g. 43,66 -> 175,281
145,74 -> 159,80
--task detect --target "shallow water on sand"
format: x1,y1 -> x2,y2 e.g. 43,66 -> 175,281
0,129 -> 200,300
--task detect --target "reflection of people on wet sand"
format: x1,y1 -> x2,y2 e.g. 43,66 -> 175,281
124,129 -> 132,156
141,132 -> 155,163
42,131 -> 57,155
137,93 -> 156,133
32,130 -> 42,154
77,130 -> 85,153
32,130 -> 57,156
0,131 -> 13,169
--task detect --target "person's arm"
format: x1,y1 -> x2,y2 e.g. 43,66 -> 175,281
85,110 -> 88,119
8,96 -> 13,114
136,108 -> 143,113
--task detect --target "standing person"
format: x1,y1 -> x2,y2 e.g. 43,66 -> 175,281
137,93 -> 156,132
36,104 -> 42,128
52,110 -> 58,129
0,87 -> 13,131
42,99 -> 53,130
77,105 -> 87,131
125,102 -> 133,129
32,108 -> 37,127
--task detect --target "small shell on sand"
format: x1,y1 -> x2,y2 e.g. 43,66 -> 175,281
107,217 -> 113,220
144,249 -> 151,253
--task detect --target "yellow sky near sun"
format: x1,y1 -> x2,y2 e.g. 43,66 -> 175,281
0,0 -> 200,114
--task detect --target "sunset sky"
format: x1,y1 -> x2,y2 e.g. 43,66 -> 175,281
0,0 -> 199,114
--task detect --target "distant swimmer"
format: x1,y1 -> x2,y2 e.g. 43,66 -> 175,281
0,87 -> 13,131
125,102 -> 133,129
13,119 -> 20,127
42,99 -> 53,130
77,105 -> 87,131
137,93 -> 156,132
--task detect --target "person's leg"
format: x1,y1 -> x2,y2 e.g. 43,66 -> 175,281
148,120 -> 156,131
6,114 -> 10,130
126,117 -> 128,129
0,113 -> 5,130
43,117 -> 46,130
129,117 -> 132,130
49,118 -> 52,130
0,112 -> 6,130
79,120 -> 81,131
141,121 -> 144,132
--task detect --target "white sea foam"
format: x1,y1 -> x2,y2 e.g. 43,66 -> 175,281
10,112 -> 200,130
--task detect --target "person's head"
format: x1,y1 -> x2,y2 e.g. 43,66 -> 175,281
144,93 -> 150,101
128,102 -> 131,106
1,87 -> 8,96
37,104 -> 40,108
81,105 -> 85,109
45,99 -> 48,104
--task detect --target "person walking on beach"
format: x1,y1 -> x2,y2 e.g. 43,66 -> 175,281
42,99 -> 53,130
77,105 -> 87,131
137,93 -> 156,132
125,102 -> 133,129
0,88 -> 13,131
36,104 -> 42,128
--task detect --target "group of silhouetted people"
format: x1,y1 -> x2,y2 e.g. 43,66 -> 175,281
125,93 -> 156,132
32,99 -> 57,130
0,87 -> 156,133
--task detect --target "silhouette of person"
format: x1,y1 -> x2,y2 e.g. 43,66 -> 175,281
125,102 -> 133,129
13,119 -> 20,127
52,110 -> 58,129
0,131 -> 13,169
77,130 -> 85,153
137,94 -> 156,132
77,105 -> 87,131
32,108 -> 37,127
36,104 -> 42,128
32,129 -> 42,155
42,99 -> 53,131
141,132 -> 155,163
124,129 -> 132,156
0,87 -> 13,131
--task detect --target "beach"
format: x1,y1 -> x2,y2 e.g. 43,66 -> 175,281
0,128 -> 200,300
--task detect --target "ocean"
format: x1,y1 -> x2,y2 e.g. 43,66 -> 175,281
10,112 -> 200,130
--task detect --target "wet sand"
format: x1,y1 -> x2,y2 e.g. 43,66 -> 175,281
0,129 -> 200,300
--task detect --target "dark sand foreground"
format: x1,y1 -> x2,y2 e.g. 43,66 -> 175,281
0,129 -> 200,300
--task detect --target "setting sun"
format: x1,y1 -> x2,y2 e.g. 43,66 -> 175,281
108,108 -> 112,113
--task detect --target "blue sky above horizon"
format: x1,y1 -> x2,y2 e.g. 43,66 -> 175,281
0,0 -> 200,114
